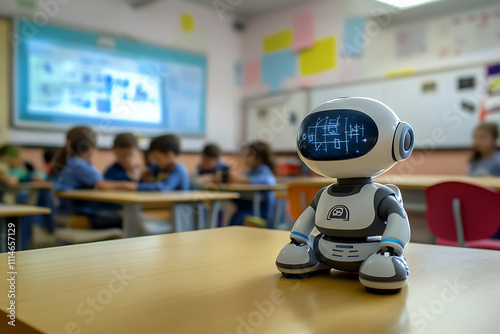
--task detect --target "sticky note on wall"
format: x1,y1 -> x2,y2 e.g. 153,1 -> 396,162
293,11 -> 314,50
341,17 -> 366,55
261,50 -> 297,92
299,36 -> 336,76
263,29 -> 293,53
245,59 -> 261,85
181,13 -> 195,32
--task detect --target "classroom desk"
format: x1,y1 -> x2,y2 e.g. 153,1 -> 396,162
0,204 -> 51,252
205,183 -> 288,218
0,227 -> 499,334
57,190 -> 240,236
0,204 -> 50,218
0,181 -> 53,206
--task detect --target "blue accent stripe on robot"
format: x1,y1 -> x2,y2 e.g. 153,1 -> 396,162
291,231 -> 309,241
381,238 -> 404,249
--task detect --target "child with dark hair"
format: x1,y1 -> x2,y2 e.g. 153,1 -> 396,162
198,144 -> 227,175
104,133 -> 141,181
137,134 -> 189,191
191,143 -> 228,188
225,141 -> 277,227
52,126 -> 137,229
469,122 -> 500,176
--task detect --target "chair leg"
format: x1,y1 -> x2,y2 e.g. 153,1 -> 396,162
452,198 -> 466,248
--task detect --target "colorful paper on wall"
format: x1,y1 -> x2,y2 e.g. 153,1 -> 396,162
395,24 -> 426,58
234,61 -> 243,87
181,13 -> 195,32
299,76 -> 315,88
261,50 -> 296,92
299,36 -> 336,76
244,59 -> 261,85
386,68 -> 416,78
487,63 -> 500,93
292,11 -> 314,51
263,29 -> 293,53
341,17 -> 365,56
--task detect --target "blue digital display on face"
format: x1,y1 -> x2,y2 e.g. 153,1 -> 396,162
298,109 -> 379,161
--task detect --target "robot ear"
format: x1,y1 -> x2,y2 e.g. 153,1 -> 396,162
392,122 -> 414,161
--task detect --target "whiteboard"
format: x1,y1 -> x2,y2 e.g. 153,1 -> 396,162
245,90 -> 308,151
382,66 -> 485,149
311,65 -> 485,149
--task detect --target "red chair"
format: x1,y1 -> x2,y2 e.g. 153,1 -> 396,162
426,181 -> 500,250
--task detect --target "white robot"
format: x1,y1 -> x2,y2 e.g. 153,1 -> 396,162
276,97 -> 414,293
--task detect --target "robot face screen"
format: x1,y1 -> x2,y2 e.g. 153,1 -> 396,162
297,109 -> 379,161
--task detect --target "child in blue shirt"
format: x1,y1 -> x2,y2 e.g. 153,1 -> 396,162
191,143 -> 228,189
52,126 -> 137,229
468,122 -> 500,176
137,134 -> 189,191
225,141 -> 277,227
104,133 -> 141,181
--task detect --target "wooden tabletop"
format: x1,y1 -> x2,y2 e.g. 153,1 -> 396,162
1,227 -> 498,334
57,189 -> 240,204
0,181 -> 53,191
285,174 -> 500,190
0,204 -> 50,218
205,182 -> 289,192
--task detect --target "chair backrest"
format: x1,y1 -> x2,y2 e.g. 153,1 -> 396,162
426,181 -> 500,242
287,184 -> 323,220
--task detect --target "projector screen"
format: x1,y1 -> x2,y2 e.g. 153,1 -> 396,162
13,20 -> 207,135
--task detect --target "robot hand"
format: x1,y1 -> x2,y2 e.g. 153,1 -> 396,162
276,238 -> 330,278
359,249 -> 409,292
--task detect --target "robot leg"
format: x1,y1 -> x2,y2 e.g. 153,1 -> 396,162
276,241 -> 330,279
358,251 -> 409,293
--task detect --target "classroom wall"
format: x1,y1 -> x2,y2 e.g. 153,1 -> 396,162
0,0 -> 243,152
236,0 -> 499,175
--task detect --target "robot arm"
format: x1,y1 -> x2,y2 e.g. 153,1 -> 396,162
288,187 -> 325,244
377,194 -> 411,255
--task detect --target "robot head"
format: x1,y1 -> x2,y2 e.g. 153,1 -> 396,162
297,97 -> 414,179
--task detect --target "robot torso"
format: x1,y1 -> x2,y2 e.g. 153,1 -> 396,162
314,182 -> 394,238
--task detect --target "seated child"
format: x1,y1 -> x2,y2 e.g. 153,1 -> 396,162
137,134 -> 189,191
52,126 -> 136,229
0,144 -> 31,183
468,122 -> 500,176
104,133 -> 141,181
191,143 -> 228,188
225,141 -> 277,227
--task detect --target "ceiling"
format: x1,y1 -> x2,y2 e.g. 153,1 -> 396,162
129,0 -> 500,22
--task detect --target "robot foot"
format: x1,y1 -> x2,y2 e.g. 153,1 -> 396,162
276,242 -> 331,279
358,252 -> 409,293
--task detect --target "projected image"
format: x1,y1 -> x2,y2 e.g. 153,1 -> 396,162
26,41 -> 163,124
298,109 -> 379,161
